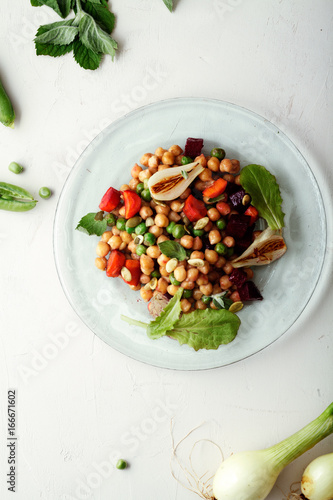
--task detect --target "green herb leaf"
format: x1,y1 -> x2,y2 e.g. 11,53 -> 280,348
240,164 -> 285,230
162,0 -> 173,12
73,39 -> 102,69
169,309 -> 240,351
79,13 -> 117,59
82,1 -> 115,33
76,212 -> 107,236
158,241 -> 187,261
34,20 -> 78,45
147,288 -> 183,340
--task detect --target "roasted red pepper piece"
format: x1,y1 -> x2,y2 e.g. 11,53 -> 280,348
123,190 -> 142,219
244,205 -> 259,225
122,259 -> 141,286
99,187 -> 121,212
202,178 -> 227,198
106,250 -> 126,278
183,194 -> 207,222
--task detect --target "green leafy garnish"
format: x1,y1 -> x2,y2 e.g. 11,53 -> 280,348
162,0 -> 173,12
76,212 -> 107,236
158,241 -> 187,261
147,288 -> 183,339
240,164 -> 285,230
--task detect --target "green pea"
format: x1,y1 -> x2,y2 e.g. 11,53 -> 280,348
166,221 -> 176,234
126,226 -> 136,234
8,162 -> 23,174
216,218 -> 227,230
192,228 -> 204,237
151,270 -> 161,279
201,295 -> 212,305
215,242 -> 228,255
116,218 -> 126,231
39,187 -> 51,199
169,273 -> 181,286
210,148 -> 226,160
183,289 -> 193,299
106,213 -> 116,227
141,188 -> 151,202
135,222 -> 147,235
144,232 -> 156,246
116,459 -> 127,470
172,224 -> 186,239
181,156 -> 193,165
136,183 -> 144,195
136,244 -> 146,256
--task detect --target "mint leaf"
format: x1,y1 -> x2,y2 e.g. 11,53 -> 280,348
76,212 -> 107,236
162,0 -> 173,12
35,20 -> 78,45
240,164 -> 285,230
158,241 -> 187,261
146,288 -> 183,340
82,1 -> 115,33
79,13 -> 117,59
169,309 -> 240,351
73,39 -> 102,69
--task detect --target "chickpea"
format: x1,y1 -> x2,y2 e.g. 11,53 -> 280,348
223,236 -> 235,248
220,275 -> 233,290
140,287 -> 153,302
162,151 -> 175,165
169,210 -> 181,222
195,300 -> 207,310
190,250 -> 204,260
139,206 -> 153,220
158,164 -> 169,171
180,187 -> 191,200
234,174 -> 241,185
207,208 -> 220,221
220,158 -> 240,174
244,268 -> 254,279
199,168 -> 212,182
181,280 -> 195,290
215,256 -> 226,268
175,154 -> 184,165
212,284 -> 222,295
140,273 -> 151,284
148,155 -> 160,169
180,235 -> 194,249
120,184 -> 130,191
230,291 -> 241,302
127,240 -> 137,254
146,245 -> 161,259
167,284 -> 180,296
170,200 -> 184,212
95,257 -> 107,270
131,163 -> 143,178
155,213 -> 169,228
200,283 -> 213,296
140,154 -> 152,167
109,235 -> 122,249
155,147 -> 166,159
160,266 -> 170,277
207,157 -> 220,172
199,262 -> 210,275
157,235 -> 169,244
101,231 -> 113,242
186,268 -> 199,282
223,174 -> 235,183
180,299 -> 192,313
192,237 -> 203,250
208,230 -> 221,245
223,262 -> 234,274
157,254 -> 170,266
155,204 -> 170,216
205,249 -> 219,264
193,289 -> 203,301
195,154 -> 207,167
149,225 -> 163,237
169,145 -> 183,156
196,274 -> 208,286
118,206 -> 126,217
174,266 -> 187,282
138,169 -> 151,182
120,231 -> 133,244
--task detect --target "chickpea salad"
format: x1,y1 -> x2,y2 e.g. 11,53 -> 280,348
76,138 -> 287,351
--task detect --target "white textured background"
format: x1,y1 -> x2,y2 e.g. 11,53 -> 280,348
0,1 -> 332,499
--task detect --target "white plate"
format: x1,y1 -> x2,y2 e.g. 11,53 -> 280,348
53,98 -> 326,370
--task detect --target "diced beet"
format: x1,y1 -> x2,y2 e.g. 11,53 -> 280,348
238,281 -> 263,301
184,138 -> 204,158
226,214 -> 252,239
229,268 -> 248,288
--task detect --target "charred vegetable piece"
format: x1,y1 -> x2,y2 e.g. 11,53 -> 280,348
229,268 -> 248,288
184,137 -> 203,158
226,214 -> 252,239
99,187 -> 120,212
183,194 -> 207,222
238,281 -> 263,301
123,190 -> 142,219
106,249 -> 126,278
